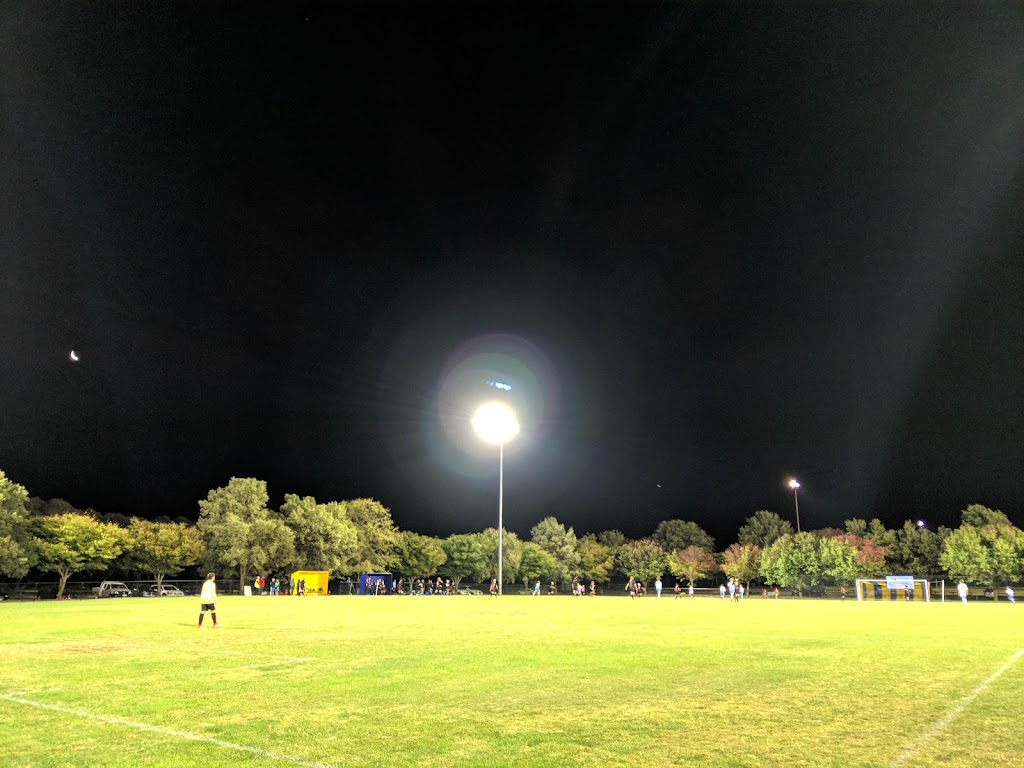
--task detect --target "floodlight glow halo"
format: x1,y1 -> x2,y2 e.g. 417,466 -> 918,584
789,478 -> 800,489
472,401 -> 520,446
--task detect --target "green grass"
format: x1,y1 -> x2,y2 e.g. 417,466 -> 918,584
1,595 -> 1022,767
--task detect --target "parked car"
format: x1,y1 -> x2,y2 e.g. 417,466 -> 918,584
144,584 -> 186,597
92,581 -> 132,598
456,586 -> 483,595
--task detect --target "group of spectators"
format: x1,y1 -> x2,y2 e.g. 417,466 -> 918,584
252,575 -> 305,596
389,577 -> 456,595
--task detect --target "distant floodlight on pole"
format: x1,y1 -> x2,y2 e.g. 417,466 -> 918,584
788,478 -> 801,533
472,401 -> 519,595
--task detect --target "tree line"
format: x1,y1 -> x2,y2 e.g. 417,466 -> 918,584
1,471 -> 1022,598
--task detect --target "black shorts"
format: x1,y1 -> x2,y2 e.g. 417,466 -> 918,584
201,603 -> 216,611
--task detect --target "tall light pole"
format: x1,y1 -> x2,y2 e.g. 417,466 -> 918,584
789,478 -> 801,533
472,401 -> 520,595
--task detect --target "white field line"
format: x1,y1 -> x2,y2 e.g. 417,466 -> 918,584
891,648 -> 1024,768
0,693 -> 337,768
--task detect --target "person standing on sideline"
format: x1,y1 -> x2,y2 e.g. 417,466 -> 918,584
689,583 -> 695,599
532,580 -> 541,596
673,583 -> 682,599
719,583 -> 727,599
626,577 -> 636,600
1006,586 -> 1016,603
655,577 -> 663,599
728,579 -> 737,602
489,578 -> 498,596
957,580 -> 969,604
198,573 -> 220,629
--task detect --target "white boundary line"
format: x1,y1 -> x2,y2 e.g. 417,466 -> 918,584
891,648 -> 1024,768
0,693 -> 338,768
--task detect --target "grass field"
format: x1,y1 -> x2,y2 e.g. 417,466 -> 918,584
1,594 -> 1022,768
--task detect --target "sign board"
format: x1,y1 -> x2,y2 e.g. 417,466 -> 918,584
885,575 -> 914,590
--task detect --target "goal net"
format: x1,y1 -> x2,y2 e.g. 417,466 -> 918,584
855,576 -> 930,602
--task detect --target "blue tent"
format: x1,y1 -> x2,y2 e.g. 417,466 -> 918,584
358,573 -> 392,595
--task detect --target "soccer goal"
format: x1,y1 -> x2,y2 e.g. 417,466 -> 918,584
855,576 -> 930,602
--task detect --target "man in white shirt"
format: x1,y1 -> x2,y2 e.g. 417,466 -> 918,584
198,572 -> 221,628
957,580 -> 969,604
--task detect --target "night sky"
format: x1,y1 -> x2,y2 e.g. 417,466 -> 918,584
3,3 -> 1022,546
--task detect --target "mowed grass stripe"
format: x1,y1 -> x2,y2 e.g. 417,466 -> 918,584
1,596 -> 1021,767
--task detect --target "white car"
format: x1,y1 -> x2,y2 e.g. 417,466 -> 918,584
147,584 -> 186,597
456,586 -> 483,595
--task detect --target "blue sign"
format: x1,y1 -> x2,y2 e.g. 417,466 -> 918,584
885,575 -> 915,589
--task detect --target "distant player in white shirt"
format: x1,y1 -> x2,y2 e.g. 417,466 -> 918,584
957,580 -> 969,604
198,572 -> 221,628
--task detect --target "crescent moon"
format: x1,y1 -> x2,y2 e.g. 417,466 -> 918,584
69,350 -> 79,362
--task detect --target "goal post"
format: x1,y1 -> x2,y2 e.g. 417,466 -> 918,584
855,576 -> 930,602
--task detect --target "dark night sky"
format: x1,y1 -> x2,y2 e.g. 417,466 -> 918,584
2,2 -> 1022,546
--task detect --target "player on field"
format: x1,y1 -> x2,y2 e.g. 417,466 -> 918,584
198,572 -> 221,629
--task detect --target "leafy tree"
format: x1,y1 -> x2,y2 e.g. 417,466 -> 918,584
597,529 -> 627,549
342,498 -> 399,573
26,497 -> 75,516
479,528 -> 523,584
977,524 -> 1024,598
760,535 -> 798,589
34,512 -> 127,599
790,532 -> 824,591
844,518 -> 868,538
127,518 -> 203,587
441,533 -> 487,587
281,494 -> 358,575
668,545 -> 716,587
197,477 -> 295,590
760,533 -> 821,593
597,529 -> 627,578
519,542 -> 558,587
394,531 -> 447,583
720,543 -> 761,588
530,517 -> 581,581
738,510 -> 793,549
809,527 -> 845,539
654,519 -> 715,552
818,537 -> 858,585
577,535 -> 614,584
616,538 -> 666,585
867,519 -> 896,549
961,504 -> 1012,529
939,526 -> 989,584
835,534 -> 887,577
887,520 -> 942,576
0,470 -> 36,577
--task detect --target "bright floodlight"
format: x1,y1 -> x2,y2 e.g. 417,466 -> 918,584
917,519 -> 926,528
789,478 -> 800,489
472,401 -> 520,446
